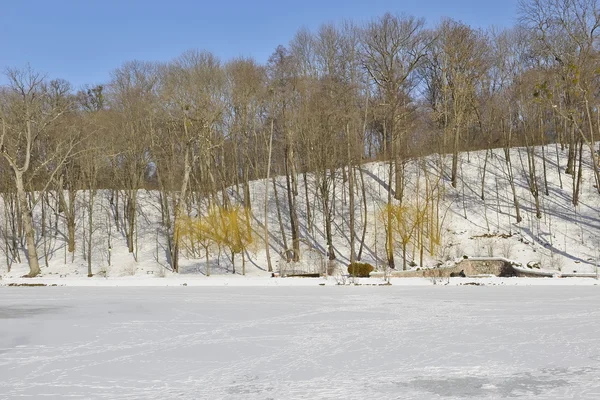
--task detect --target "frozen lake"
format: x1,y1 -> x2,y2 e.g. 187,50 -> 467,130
1,287 -> 600,399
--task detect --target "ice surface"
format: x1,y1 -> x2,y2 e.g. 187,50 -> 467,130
1,286 -> 600,399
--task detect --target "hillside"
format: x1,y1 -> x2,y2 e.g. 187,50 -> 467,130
2,144 -> 600,281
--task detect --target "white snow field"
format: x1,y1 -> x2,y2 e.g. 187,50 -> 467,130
1,286 -> 600,399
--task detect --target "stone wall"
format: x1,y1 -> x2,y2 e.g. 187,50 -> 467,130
370,257 -> 520,278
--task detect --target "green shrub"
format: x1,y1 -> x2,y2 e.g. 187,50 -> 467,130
347,262 -> 374,277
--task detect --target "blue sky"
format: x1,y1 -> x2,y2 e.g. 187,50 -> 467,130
0,0 -> 520,88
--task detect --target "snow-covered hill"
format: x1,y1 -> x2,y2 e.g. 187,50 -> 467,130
2,144 -> 600,281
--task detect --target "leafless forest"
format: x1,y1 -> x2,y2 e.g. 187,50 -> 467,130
2,0 -> 600,277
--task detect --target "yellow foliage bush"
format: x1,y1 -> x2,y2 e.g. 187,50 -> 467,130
176,205 -> 253,274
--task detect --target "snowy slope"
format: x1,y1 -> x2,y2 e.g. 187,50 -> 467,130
1,144 -> 600,282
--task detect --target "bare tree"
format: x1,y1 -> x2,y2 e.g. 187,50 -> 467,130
268,45 -> 301,262
361,13 -> 429,268
108,61 -> 158,258
0,67 -> 73,276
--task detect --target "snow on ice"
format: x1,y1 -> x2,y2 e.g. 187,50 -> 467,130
1,286 -> 600,399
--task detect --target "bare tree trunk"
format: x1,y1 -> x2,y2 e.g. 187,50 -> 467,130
3,192 -> 21,265
172,143 -> 193,273
451,124 -> 461,189
394,159 -> 405,202
566,121 -> 576,175
384,121 -> 395,269
205,245 -> 210,276
272,177 -> 289,262
348,163 -> 356,264
125,189 -> 137,254
156,171 -> 173,270
321,174 -> 335,261
481,149 -> 489,201
357,94 -> 369,261
357,166 -> 368,261
574,140 -> 584,206
2,199 -> 12,271
15,171 -> 40,277
113,190 -> 120,232
264,119 -> 274,272
402,242 -> 408,271
243,165 -> 252,235
285,146 -> 300,261
87,191 -> 96,277
303,172 -> 312,234
503,118 -> 522,223
525,141 -> 542,219
386,159 -> 395,269
103,205 -> 110,268
242,249 -> 246,276
57,176 -> 77,254
537,118 -> 549,196
41,191 -> 49,268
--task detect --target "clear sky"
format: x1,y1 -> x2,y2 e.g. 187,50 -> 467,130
0,0 -> 520,89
